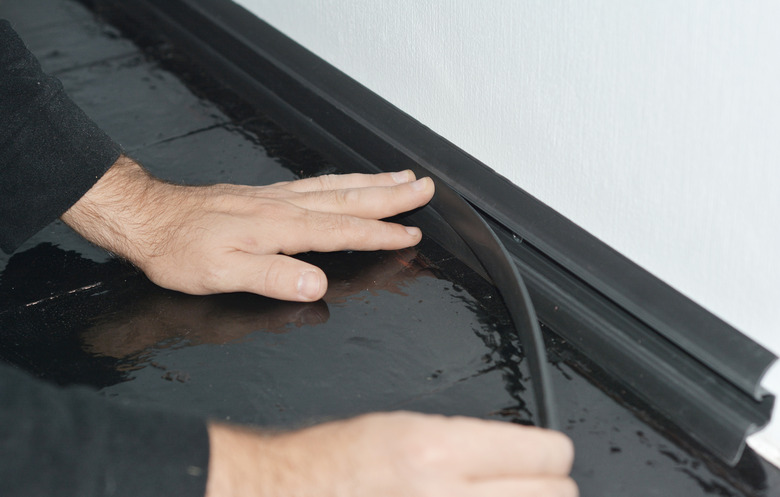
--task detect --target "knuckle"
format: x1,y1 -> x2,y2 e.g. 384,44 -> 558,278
245,195 -> 282,214
332,189 -> 351,210
395,429 -> 451,474
340,187 -> 360,207
320,188 -> 359,215
198,258 -> 231,293
331,215 -> 368,242
316,174 -> 339,190
259,187 -> 288,201
260,258 -> 290,293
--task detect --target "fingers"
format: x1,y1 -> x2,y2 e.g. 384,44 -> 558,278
430,418 -> 574,478
202,216 -> 421,300
253,208 -> 422,254
280,170 -> 417,193
270,171 -> 435,220
465,477 -> 579,497
291,177 -> 435,219
349,413 -> 577,497
207,253 -> 329,301
304,216 -> 422,252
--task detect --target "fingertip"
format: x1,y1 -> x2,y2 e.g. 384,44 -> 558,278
421,176 -> 435,193
404,226 -> 422,240
296,269 -> 327,301
563,476 -> 580,497
542,429 -> 575,474
410,177 -> 430,191
410,177 -> 435,204
391,170 -> 416,184
566,438 -> 576,471
545,428 -> 574,452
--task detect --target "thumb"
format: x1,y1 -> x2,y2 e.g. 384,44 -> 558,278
214,252 -> 328,301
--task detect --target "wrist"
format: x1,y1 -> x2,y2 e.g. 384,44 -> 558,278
61,155 -> 176,265
205,420 -> 352,497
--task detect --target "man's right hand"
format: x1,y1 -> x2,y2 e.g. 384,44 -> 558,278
205,411 -> 577,497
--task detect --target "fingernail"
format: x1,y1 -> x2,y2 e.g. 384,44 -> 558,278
405,226 -> 421,237
297,271 -> 322,300
392,170 -> 412,183
411,178 -> 428,191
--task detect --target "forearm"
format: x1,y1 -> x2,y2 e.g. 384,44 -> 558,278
0,20 -> 121,254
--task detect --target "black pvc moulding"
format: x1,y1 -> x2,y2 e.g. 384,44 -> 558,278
89,0 -> 776,464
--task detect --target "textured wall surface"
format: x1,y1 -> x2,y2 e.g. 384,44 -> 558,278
233,1 -> 780,359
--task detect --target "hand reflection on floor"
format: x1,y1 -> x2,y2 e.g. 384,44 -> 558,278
0,242 -> 434,385
82,293 -> 330,360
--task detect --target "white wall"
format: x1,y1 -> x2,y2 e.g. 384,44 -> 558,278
233,0 -> 780,422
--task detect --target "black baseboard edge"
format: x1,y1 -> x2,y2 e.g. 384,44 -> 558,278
87,0 -> 775,464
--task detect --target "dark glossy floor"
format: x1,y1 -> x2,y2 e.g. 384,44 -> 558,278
1,1 -> 778,495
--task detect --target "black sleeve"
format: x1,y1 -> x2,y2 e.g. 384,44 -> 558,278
0,363 -> 209,496
0,21 -> 210,497
0,19 -> 122,254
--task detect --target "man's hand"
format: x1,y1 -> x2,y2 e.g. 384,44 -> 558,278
61,155 -> 435,301
206,412 -> 577,497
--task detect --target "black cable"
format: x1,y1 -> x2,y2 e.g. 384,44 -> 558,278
428,180 -> 559,431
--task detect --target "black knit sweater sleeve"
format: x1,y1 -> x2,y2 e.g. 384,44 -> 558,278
0,363 -> 210,496
0,20 -> 210,497
0,19 -> 121,253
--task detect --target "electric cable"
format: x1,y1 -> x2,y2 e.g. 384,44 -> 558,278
427,180 -> 559,431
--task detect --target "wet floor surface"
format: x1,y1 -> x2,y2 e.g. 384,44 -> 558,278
1,1 -> 778,495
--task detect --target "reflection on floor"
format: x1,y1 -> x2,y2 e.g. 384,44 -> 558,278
0,0 -> 777,495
